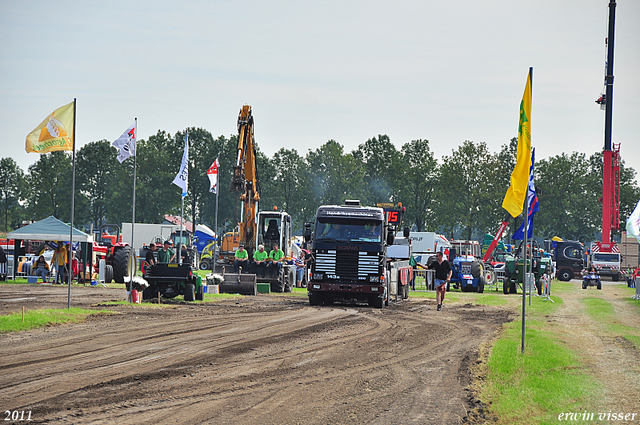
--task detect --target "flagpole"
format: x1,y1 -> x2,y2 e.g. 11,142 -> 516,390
68,98 -> 77,309
178,129 -> 187,265
521,67 -> 532,354
215,155 -> 220,267
129,117 -> 137,300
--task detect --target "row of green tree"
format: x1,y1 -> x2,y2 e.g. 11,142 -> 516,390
1,128 -> 639,244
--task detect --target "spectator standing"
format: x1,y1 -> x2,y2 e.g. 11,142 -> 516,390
0,245 -> 6,281
51,243 -> 68,284
295,251 -> 306,287
157,240 -> 175,263
145,243 -> 157,271
428,251 -> 452,311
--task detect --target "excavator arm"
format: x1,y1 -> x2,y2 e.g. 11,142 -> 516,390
231,105 -> 260,253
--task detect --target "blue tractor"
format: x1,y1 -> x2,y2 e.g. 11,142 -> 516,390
450,255 -> 486,293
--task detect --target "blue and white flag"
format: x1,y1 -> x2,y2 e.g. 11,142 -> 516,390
626,198 -> 640,243
172,131 -> 189,197
512,148 -> 539,240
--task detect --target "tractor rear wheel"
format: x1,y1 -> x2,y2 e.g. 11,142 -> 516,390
112,246 -> 131,283
184,283 -> 195,301
471,260 -> 484,279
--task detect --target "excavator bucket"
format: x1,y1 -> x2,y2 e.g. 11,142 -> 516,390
219,272 -> 257,296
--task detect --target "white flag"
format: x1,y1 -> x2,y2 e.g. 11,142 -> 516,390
207,157 -> 220,194
112,122 -> 136,163
626,198 -> 640,243
172,132 -> 189,197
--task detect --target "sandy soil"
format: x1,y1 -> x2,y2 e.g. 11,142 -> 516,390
0,284 -> 511,424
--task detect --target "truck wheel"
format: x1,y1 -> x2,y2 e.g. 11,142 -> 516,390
199,259 -> 211,270
112,246 -> 131,283
612,273 -> 619,282
104,265 -> 113,284
184,283 -> 195,301
372,296 -> 384,309
271,269 -> 285,293
558,269 -> 572,282
477,277 -> 485,293
196,283 -> 204,301
142,286 -> 155,300
309,293 -> 322,306
284,268 -> 295,292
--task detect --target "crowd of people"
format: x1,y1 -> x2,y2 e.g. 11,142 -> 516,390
232,243 -> 310,286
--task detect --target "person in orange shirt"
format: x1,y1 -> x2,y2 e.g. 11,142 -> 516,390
51,242 -> 68,284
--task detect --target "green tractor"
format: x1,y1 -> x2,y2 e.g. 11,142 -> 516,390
503,241 -> 552,295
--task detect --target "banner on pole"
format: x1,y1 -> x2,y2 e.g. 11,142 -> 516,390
512,149 -> 539,240
113,122 -> 137,163
207,157 -> 220,194
172,132 -> 189,197
25,101 -> 75,153
502,70 -> 533,218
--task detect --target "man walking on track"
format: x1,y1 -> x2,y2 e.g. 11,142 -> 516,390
428,251 -> 452,311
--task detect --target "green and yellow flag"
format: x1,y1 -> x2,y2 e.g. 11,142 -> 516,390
25,101 -> 74,153
502,70 -> 532,218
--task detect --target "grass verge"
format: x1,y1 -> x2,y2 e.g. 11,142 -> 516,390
582,296 -> 640,350
0,307 -> 114,333
472,281 -> 615,424
479,290 -> 602,424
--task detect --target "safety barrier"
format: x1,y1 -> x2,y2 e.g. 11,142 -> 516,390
409,269 -> 435,291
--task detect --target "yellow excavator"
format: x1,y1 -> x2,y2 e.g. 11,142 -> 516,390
219,105 -> 260,262
216,105 -> 296,294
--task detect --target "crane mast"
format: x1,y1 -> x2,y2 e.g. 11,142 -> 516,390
601,0 -> 618,244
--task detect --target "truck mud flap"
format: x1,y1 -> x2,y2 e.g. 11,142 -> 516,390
219,273 -> 257,296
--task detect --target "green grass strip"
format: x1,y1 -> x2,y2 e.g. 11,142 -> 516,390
482,294 -> 602,424
582,297 -> 640,350
0,307 -> 113,333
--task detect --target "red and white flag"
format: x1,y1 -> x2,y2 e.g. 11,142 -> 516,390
112,122 -> 136,163
207,157 -> 220,194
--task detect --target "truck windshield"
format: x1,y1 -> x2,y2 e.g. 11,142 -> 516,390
593,253 -> 620,262
315,219 -> 382,243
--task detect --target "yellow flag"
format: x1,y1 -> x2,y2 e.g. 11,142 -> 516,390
502,71 -> 532,218
25,101 -> 75,153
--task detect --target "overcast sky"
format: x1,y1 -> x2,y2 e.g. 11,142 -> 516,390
1,0 -> 639,185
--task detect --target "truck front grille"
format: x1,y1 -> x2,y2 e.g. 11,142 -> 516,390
315,250 -> 380,280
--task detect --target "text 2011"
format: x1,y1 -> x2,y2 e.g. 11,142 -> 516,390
4,411 -> 32,421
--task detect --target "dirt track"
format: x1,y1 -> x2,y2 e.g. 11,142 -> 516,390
0,285 -> 511,424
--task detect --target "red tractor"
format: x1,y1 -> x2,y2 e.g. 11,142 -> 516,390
93,225 -> 132,283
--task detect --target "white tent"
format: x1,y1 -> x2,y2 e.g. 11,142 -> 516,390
7,216 -> 93,242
